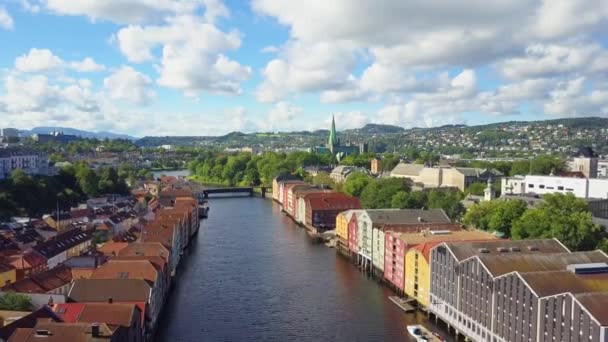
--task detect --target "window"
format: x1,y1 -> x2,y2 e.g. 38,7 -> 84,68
557,186 -> 564,191
528,184 -> 534,188
539,185 -> 545,189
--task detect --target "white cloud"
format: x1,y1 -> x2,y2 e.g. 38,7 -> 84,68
532,0 -> 608,39
70,57 -> 105,72
15,48 -> 64,72
41,0 -> 202,24
328,112 -> 370,130
260,101 -> 303,131
0,7 -> 14,30
2,75 -> 61,112
255,40 -> 358,102
103,66 -> 156,105
115,14 -> 250,96
500,43 -> 606,80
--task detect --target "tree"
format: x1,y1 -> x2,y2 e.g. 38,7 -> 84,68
360,178 -> 410,209
343,172 -> 372,197
426,189 -> 465,220
0,293 -> 32,311
487,200 -> 527,236
380,155 -> 400,172
465,182 -> 486,196
391,190 -> 427,209
511,193 -> 602,251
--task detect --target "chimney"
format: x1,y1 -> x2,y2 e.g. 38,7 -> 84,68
108,297 -> 113,304
91,323 -> 101,337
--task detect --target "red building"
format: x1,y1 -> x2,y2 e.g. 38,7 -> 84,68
304,193 -> 361,231
284,183 -> 308,217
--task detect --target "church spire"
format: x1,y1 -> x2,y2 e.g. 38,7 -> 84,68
328,115 -> 338,152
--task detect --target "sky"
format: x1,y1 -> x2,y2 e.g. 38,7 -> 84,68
0,0 -> 607,137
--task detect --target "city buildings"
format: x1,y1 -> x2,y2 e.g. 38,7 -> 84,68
304,192 -> 361,231
311,116 -> 366,158
501,175 -> 608,199
0,150 -> 55,180
329,165 -> 369,183
390,163 -> 502,191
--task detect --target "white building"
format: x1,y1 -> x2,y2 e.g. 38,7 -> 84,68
0,128 -> 19,138
0,151 -> 55,179
501,175 -> 608,199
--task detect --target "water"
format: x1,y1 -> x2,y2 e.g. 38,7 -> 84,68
157,197 -> 452,342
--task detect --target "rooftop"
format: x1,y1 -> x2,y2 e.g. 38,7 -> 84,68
393,229 -> 498,246
32,229 -> 93,259
68,279 -> 152,303
365,209 -> 451,225
444,238 -> 569,261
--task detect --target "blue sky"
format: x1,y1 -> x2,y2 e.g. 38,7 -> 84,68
0,1 -> 607,136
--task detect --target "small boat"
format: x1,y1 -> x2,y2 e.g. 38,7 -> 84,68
407,325 -> 429,341
198,202 -> 210,219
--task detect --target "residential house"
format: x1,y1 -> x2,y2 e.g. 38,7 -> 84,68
32,229 -> 93,269
329,166 -> 369,183
400,230 -> 498,307
353,209 -> 453,274
0,307 -> 62,341
98,242 -> 129,257
90,259 -> 168,312
3,265 -> 73,295
304,193 -> 362,231
7,252 -> 47,280
68,279 -> 159,340
7,321 -> 126,341
53,303 -> 144,342
272,175 -> 301,202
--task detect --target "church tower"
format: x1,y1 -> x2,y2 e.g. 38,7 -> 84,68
484,176 -> 495,202
328,115 -> 338,154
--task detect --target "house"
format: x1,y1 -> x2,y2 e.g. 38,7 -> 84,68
3,265 -> 73,295
63,256 -> 105,280
571,146 -> 599,178
400,230 -> 498,307
304,193 -> 362,231
90,259 -> 168,311
353,209 -> 452,274
32,229 -> 93,269
117,243 -> 170,266
52,303 -> 144,342
272,175 -> 301,202
370,158 -> 381,174
68,279 -> 159,340
7,252 -> 47,280
0,151 -> 55,180
7,321 -> 125,341
140,220 -> 181,275
98,242 -> 129,257
0,306 -> 62,341
173,197 -> 200,238
329,165 -> 368,183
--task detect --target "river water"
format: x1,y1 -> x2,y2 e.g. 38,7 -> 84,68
157,196 -> 452,342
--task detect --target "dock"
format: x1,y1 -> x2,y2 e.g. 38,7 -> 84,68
389,296 -> 416,313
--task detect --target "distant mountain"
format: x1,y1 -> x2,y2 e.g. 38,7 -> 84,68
22,127 -> 137,140
345,123 -> 406,134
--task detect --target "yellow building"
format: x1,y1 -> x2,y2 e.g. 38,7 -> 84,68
404,243 -> 436,307
401,230 -> 498,308
335,211 -> 356,253
0,264 -> 17,287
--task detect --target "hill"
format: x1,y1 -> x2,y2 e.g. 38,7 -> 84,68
22,127 -> 137,140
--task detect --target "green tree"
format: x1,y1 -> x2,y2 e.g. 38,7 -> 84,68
511,193 -> 601,251
487,200 -> 527,236
343,172 -> 372,197
0,293 -> 32,311
380,155 -> 400,172
465,182 -> 487,196
426,189 -> 465,220
360,178 -> 410,209
391,190 -> 427,209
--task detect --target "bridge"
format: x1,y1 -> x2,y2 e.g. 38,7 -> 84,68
202,186 -> 267,199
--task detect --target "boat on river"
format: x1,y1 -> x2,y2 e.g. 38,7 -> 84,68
199,202 -> 210,219
406,325 -> 445,342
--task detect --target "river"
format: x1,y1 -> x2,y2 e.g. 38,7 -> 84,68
157,196 -> 453,342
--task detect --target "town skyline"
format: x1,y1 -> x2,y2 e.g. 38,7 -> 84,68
1,1 -> 607,136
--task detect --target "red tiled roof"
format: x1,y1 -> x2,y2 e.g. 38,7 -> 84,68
90,260 -> 159,283
305,192 -> 362,211
97,242 -> 129,257
52,303 -> 85,323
